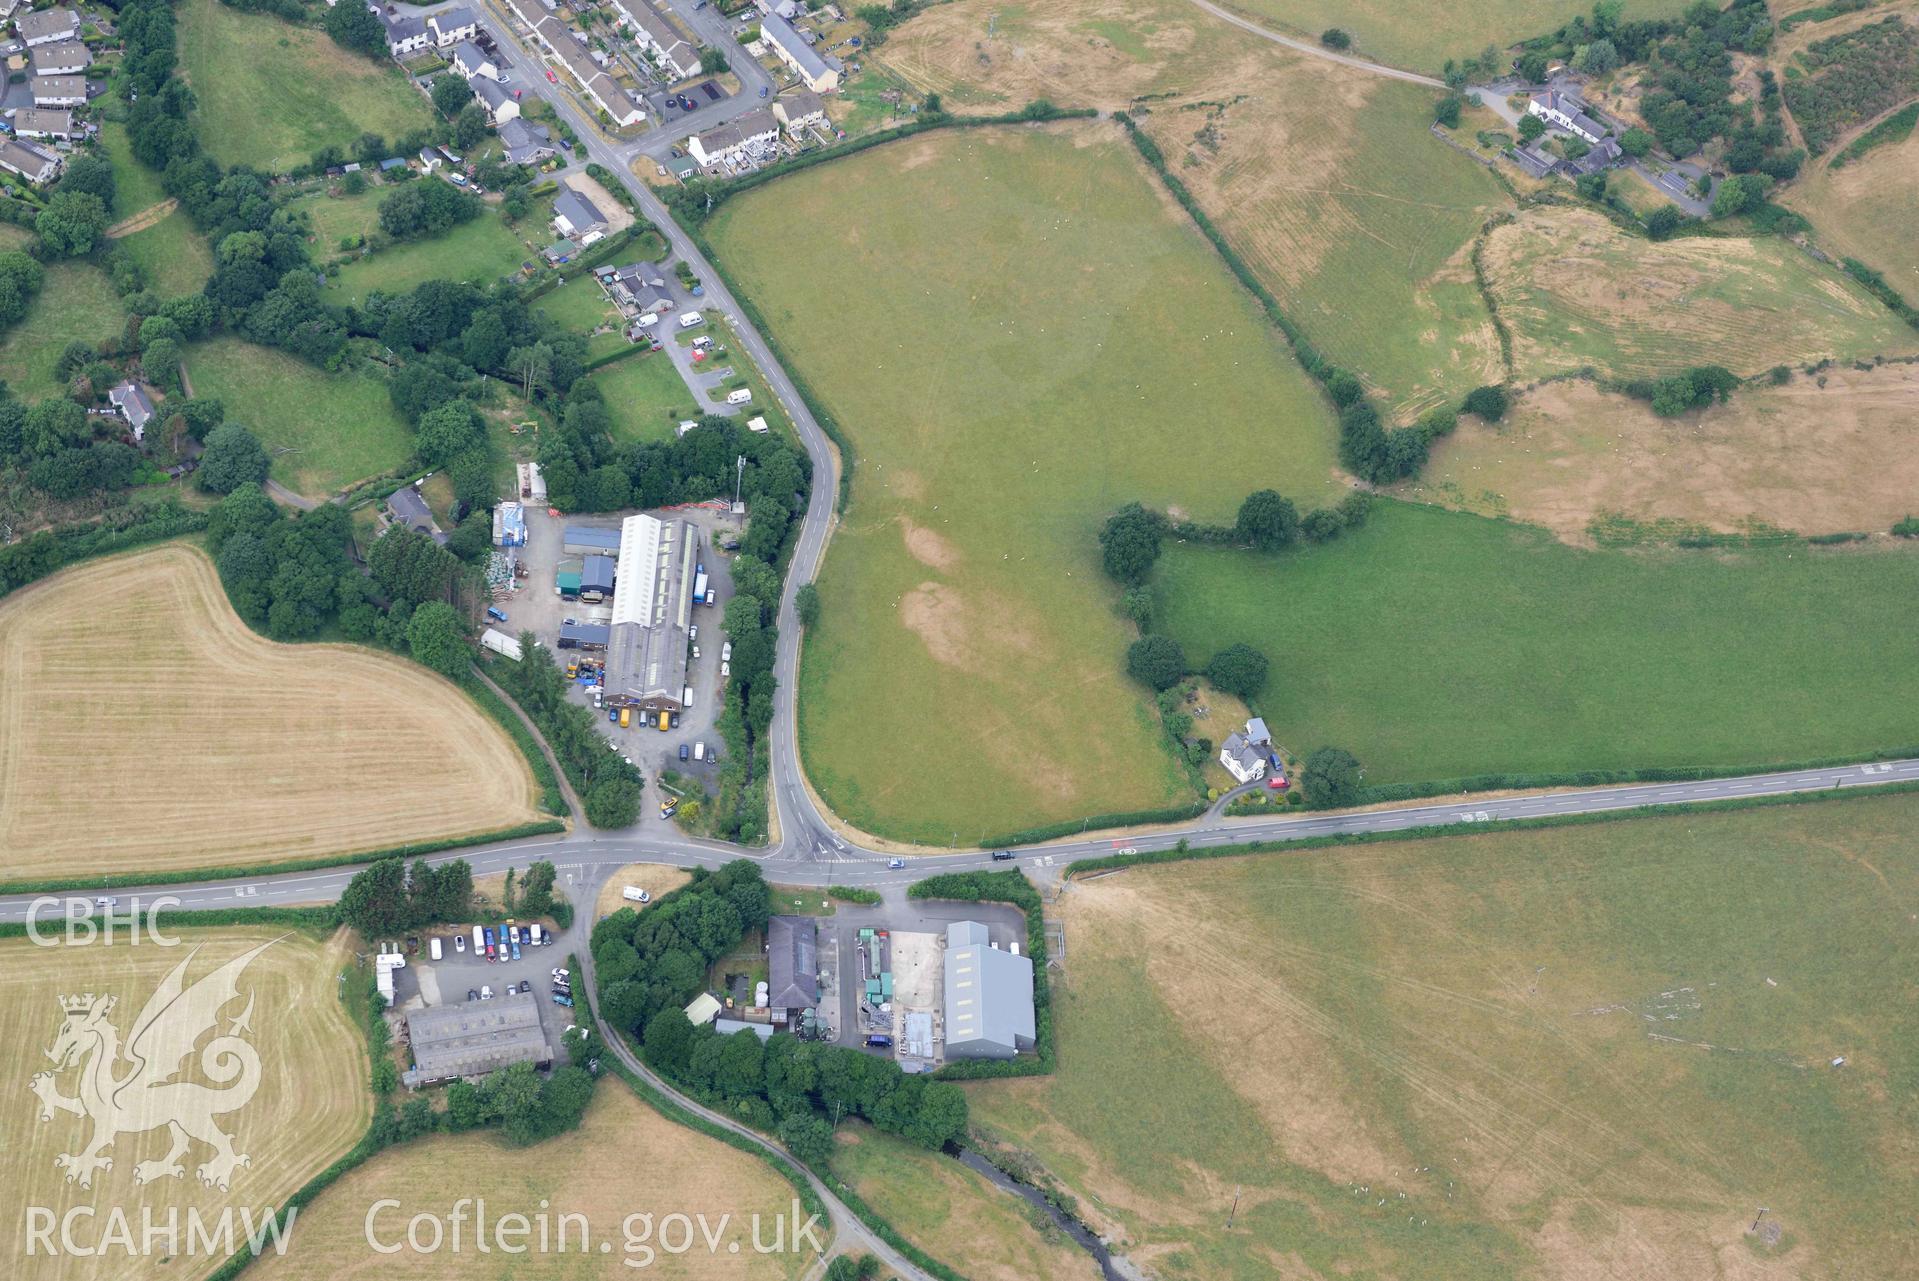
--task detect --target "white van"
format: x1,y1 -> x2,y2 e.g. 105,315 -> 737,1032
429,936 -> 443,961
677,311 -> 703,329
471,925 -> 485,955
682,684 -> 693,709
693,741 -> 706,762
529,923 -> 544,946
635,312 -> 659,330
725,388 -> 752,406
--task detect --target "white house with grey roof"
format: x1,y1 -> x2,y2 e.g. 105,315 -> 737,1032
427,6 -> 478,46
0,137 -> 59,184
29,38 -> 88,75
772,89 -> 826,135
30,74 -> 84,106
108,382 -> 158,442
688,107 -> 778,166
505,0 -> 646,125
613,0 -> 701,82
16,6 -> 79,46
552,187 -> 607,242
1527,90 -> 1608,145
452,39 -> 498,79
943,921 -> 1035,1060
379,9 -> 431,56
12,108 -> 74,140
473,75 -> 521,124
499,117 -> 554,165
760,12 -> 838,92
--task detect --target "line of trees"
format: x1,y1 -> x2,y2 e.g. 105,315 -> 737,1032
338,855 -> 476,937
489,639 -> 645,827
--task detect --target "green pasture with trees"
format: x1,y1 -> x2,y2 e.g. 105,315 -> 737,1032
711,123 -> 1340,844
1150,500 -> 1919,787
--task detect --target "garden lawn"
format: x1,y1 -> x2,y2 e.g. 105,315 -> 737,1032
593,350 -> 698,442
184,339 -> 413,499
325,207 -> 535,306
534,275 -> 626,357
1151,500 -> 1919,786
709,122 -> 1341,844
177,0 -> 433,172
971,793 -> 1919,1280
115,208 -> 214,297
0,262 -> 127,396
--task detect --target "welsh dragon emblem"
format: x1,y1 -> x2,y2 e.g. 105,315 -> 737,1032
28,940 -> 274,1191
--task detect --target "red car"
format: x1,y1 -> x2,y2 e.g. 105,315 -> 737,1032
545,68 -> 558,83
1267,774 -> 1289,790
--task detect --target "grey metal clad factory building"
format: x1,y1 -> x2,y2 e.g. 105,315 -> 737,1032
943,921 -> 1036,1060
603,513 -> 698,712
403,992 -> 554,1087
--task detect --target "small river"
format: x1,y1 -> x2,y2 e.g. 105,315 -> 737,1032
952,1147 -> 1133,1281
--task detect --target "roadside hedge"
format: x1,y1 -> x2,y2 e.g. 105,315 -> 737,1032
461,674 -> 568,813
981,801 -> 1206,848
908,871 -> 1055,1080
0,904 -> 342,940
826,885 -> 882,905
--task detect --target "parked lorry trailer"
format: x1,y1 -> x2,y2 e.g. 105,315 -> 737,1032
480,627 -> 523,661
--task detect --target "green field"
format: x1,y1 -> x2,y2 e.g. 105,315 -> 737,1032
710,122 -> 1341,843
178,0 -> 433,172
184,339 -> 413,498
594,350 -> 698,442
1151,500 -> 1919,785
1786,124 -> 1919,286
98,120 -> 169,218
0,263 -> 127,396
1487,207 -> 1915,379
972,793 -> 1919,1279
116,208 -> 214,297
1221,0 -> 1696,72
1140,67 -> 1511,421
300,189 -> 536,306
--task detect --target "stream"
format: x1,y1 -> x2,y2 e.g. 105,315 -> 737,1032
952,1147 -> 1133,1281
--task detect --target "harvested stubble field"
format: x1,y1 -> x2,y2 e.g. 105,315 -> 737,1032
247,1084 -> 807,1280
0,927 -> 371,1281
971,794 -> 1919,1280
1403,366 -> 1919,540
1785,121 -> 1919,284
0,544 -> 542,883
178,0 -> 432,173
1149,500 -> 1919,788
1483,208 -> 1914,380
709,122 -> 1340,843
833,1125 -> 1098,1281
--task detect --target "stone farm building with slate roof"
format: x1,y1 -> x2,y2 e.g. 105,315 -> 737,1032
766,915 -> 818,1024
403,991 -> 553,1087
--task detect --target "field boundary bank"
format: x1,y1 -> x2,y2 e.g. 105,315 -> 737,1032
465,669 -> 574,815
0,818 -> 568,895
1071,778 -> 1919,880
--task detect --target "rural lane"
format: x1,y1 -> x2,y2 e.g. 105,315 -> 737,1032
1184,0 -> 1446,86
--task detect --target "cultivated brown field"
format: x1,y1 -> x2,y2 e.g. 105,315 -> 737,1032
1402,366 -> 1919,541
0,544 -> 543,883
0,928 -> 371,1281
247,1084 -> 808,1280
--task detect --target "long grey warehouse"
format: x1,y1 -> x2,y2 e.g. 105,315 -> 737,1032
403,991 -> 554,1087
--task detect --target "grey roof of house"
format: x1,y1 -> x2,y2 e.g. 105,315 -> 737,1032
29,76 -> 86,104
1246,717 -> 1270,745
12,108 -> 73,136
619,0 -> 699,74
767,916 -> 818,1011
30,39 -> 90,71
760,12 -> 830,80
776,88 -> 825,121
383,11 -> 427,41
944,920 -> 1036,1059
498,116 -> 552,162
432,5 -> 477,32
473,76 -> 514,112
0,137 -> 56,177
553,187 -> 607,232
692,107 -> 778,158
16,7 -> 79,41
385,486 -> 445,542
1220,731 -> 1265,774
404,992 -> 554,1084
453,39 -> 489,67
109,381 -> 156,428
